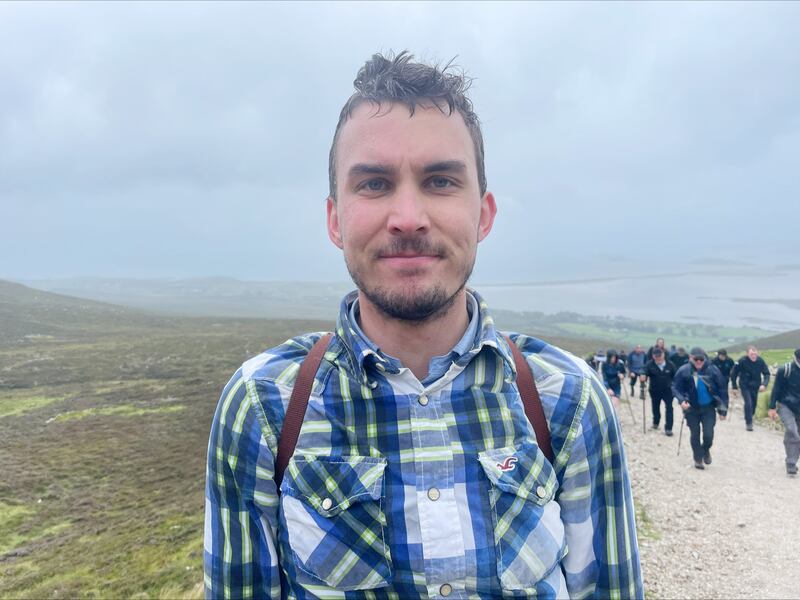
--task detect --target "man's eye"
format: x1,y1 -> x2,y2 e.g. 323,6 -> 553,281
429,176 -> 453,189
362,179 -> 388,192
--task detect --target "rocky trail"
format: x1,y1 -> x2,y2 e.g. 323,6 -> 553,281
620,389 -> 799,599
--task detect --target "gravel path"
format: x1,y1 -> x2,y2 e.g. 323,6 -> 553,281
619,390 -> 799,599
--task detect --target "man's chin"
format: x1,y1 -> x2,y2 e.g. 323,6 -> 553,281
360,284 -> 462,324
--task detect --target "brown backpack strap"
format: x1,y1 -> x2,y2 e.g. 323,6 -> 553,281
504,335 -> 554,463
274,333 -> 332,490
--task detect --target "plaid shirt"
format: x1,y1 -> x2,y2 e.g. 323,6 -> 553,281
204,291 -> 642,599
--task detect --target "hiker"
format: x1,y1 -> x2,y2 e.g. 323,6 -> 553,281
602,350 -> 626,401
768,349 -> 800,476
619,348 -> 628,367
711,349 -> 735,388
203,51 -> 642,598
646,337 -> 667,363
671,346 -> 689,370
672,347 -> 729,469
628,344 -> 647,396
731,345 -> 771,431
643,347 -> 677,435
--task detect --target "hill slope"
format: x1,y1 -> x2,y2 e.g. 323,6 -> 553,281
730,328 -> 800,352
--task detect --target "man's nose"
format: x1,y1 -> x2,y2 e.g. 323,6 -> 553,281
386,185 -> 430,234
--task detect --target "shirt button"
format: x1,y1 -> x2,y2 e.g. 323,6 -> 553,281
418,394 -> 429,406
439,583 -> 453,596
427,487 -> 441,501
321,498 -> 333,510
536,485 -> 547,499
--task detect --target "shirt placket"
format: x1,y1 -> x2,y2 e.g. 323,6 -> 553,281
390,365 -> 468,598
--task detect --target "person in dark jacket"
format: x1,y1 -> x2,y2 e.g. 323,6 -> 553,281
643,348 -> 677,435
671,346 -> 689,370
627,345 -> 647,396
730,346 -> 771,431
768,349 -> 800,476
712,349 -> 735,385
672,347 -> 729,469
646,338 -> 667,363
602,350 -> 626,401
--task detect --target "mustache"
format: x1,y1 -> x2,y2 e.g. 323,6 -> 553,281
375,238 -> 447,259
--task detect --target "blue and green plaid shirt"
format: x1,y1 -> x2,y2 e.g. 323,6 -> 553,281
204,291 -> 642,599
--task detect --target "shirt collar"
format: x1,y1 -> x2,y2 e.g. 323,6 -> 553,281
334,288 -> 515,383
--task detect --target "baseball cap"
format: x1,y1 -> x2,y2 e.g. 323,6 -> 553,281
690,347 -> 706,359
652,348 -> 664,357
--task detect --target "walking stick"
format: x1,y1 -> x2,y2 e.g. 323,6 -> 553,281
677,412 -> 686,456
621,377 -> 636,424
640,377 -> 646,434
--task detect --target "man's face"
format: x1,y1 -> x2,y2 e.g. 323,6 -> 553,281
327,102 -> 496,322
635,345 -> 643,353
655,353 -> 665,365
748,348 -> 758,361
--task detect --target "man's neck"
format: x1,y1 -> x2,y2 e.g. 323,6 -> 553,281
357,289 -> 471,381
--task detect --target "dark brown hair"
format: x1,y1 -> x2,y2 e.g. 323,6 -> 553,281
328,51 -> 486,199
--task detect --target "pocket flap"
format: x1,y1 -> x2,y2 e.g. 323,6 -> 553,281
478,441 -> 557,504
282,455 -> 387,517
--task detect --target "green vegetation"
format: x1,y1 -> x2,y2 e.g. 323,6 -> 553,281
0,278 -> 786,597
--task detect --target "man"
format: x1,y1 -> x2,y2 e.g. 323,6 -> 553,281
768,349 -> 800,476
203,52 -> 642,599
670,346 -> 689,370
711,349 -> 735,387
602,349 -> 626,401
672,347 -> 729,469
627,344 -> 647,396
643,348 -> 677,435
646,337 -> 667,363
731,346 -> 770,431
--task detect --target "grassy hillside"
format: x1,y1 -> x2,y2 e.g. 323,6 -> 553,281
0,281 -> 616,597
730,328 -> 800,352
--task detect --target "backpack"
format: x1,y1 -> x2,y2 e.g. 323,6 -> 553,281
274,333 -> 553,488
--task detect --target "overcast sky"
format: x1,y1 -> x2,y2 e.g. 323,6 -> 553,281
1,1 -> 798,284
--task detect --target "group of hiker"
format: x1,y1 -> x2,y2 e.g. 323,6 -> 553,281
589,339 -> 800,475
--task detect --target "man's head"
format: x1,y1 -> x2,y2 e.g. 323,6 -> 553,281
795,348 -> 800,365
652,347 -> 665,364
747,346 -> 759,361
635,345 -> 643,353
717,349 -> 728,359
327,52 -> 496,323
690,347 -> 706,369
677,347 -> 686,356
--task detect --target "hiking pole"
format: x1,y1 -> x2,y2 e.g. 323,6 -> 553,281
621,377 -> 636,424
677,412 -> 686,456
640,377 -> 646,434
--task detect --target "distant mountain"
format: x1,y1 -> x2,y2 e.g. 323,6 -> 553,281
0,279 -> 181,347
22,277 -> 350,320
730,328 -> 800,352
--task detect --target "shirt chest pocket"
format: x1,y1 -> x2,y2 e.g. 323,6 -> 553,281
478,441 -> 567,592
280,455 -> 392,591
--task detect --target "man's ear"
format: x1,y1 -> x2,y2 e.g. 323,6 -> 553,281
477,191 -> 497,242
327,196 -> 344,249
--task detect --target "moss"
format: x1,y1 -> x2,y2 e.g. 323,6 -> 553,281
51,404 -> 186,423
635,502 -> 661,541
0,395 -> 63,418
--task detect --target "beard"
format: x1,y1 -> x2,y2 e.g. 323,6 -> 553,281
345,237 -> 475,324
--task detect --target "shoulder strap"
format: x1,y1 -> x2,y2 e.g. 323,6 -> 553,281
274,332 -> 555,490
504,335 -> 554,463
274,333 -> 332,490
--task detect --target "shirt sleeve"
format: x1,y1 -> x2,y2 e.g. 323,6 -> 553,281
761,360 -> 771,387
770,367 -> 786,410
557,373 -> 644,599
204,370 -> 281,599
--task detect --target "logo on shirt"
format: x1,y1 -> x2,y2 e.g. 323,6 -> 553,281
497,456 -> 518,472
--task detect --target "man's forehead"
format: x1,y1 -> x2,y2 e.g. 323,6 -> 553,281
336,101 -> 475,168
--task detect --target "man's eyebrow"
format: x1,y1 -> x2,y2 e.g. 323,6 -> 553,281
422,160 -> 467,174
347,163 -> 396,178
